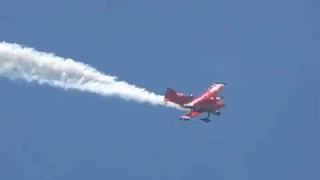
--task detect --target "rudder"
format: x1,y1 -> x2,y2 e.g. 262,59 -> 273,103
164,88 -> 177,102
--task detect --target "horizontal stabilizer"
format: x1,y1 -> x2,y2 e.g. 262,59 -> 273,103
182,103 -> 193,108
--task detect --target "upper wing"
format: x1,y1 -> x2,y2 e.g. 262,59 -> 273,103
180,109 -> 200,120
183,83 -> 225,108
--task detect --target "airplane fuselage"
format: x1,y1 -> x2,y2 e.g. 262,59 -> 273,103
171,95 -> 225,112
189,98 -> 224,112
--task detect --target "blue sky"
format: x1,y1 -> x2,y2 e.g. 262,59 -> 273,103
0,0 -> 319,179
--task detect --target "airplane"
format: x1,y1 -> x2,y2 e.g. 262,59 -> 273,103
164,83 -> 226,123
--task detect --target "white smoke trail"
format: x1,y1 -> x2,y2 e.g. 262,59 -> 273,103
0,41 -> 186,111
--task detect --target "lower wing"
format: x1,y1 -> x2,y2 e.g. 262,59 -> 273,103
180,109 -> 200,120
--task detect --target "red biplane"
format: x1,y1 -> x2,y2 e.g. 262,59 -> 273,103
164,83 -> 226,123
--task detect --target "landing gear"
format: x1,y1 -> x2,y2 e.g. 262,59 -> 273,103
200,113 -> 211,123
200,118 -> 211,123
200,111 -> 221,123
214,111 -> 221,116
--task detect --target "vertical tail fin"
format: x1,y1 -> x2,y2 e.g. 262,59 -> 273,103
164,88 -> 177,102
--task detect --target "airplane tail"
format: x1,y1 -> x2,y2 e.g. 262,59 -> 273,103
164,88 -> 178,102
